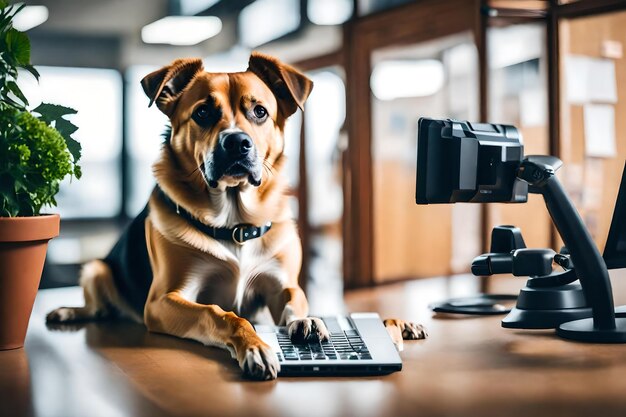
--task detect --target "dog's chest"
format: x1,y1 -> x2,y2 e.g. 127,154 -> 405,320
181,241 -> 285,317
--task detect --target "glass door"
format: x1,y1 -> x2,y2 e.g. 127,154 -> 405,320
303,67 -> 346,312
486,22 -> 551,249
344,0 -> 483,286
370,33 -> 482,282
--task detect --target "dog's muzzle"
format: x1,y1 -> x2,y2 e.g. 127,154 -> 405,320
204,131 -> 262,187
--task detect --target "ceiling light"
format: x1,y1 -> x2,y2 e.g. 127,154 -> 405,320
12,5 -> 48,31
239,0 -> 300,48
141,16 -> 222,46
370,60 -> 445,101
308,0 -> 353,25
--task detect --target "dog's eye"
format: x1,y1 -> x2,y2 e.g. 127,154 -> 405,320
192,101 -> 222,128
253,105 -> 267,119
195,105 -> 210,119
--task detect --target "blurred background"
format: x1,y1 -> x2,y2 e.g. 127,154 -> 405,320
16,0 -> 626,312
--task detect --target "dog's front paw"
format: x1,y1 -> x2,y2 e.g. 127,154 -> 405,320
288,317 -> 330,343
383,319 -> 428,351
47,307 -> 79,323
239,341 -> 280,381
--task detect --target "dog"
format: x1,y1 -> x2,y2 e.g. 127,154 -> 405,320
47,53 -> 427,380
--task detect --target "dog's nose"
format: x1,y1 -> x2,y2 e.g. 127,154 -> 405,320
221,132 -> 253,157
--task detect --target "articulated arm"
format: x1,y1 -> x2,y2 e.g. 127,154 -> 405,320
517,156 -> 616,330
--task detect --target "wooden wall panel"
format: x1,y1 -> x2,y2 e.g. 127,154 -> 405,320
559,11 -> 626,251
372,162 -> 454,281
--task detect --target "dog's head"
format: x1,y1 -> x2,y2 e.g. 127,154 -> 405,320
141,52 -> 312,189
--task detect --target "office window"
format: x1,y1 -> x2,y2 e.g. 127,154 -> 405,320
305,70 -> 345,229
125,66 -> 169,217
304,68 -> 346,313
19,67 -> 123,218
283,111 -> 302,218
487,23 -> 551,249
370,33 -> 481,282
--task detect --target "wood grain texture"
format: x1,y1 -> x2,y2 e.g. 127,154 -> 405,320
3,270 -> 626,417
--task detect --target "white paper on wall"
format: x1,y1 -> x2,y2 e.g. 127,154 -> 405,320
588,58 -> 618,103
583,104 -> 617,158
564,55 -> 618,104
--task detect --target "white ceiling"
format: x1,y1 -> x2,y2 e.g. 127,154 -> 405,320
20,0 -> 342,69
23,0 -> 170,36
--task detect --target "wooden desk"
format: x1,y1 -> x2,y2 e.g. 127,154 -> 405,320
2,272 -> 626,417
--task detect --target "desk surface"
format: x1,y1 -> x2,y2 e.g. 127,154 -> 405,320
2,272 -> 626,417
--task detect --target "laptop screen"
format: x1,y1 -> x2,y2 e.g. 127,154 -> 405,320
604,162 -> 626,270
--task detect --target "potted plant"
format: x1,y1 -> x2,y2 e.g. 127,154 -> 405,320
0,1 -> 82,350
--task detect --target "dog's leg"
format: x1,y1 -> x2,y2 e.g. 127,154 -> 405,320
383,319 -> 428,351
144,291 -> 279,380
47,260 -> 138,323
143,220 -> 278,380
267,287 -> 330,343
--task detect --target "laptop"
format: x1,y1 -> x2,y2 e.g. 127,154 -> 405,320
256,312 -> 402,376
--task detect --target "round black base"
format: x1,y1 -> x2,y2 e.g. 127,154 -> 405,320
430,294 -> 518,315
557,317 -> 626,343
502,307 -> 592,329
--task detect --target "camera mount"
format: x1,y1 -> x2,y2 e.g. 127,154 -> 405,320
416,118 -> 626,342
517,156 -> 626,342
472,225 -> 593,329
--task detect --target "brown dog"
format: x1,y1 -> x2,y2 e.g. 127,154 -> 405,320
47,53 -> 426,380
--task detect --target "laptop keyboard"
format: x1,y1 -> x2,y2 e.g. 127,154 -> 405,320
276,329 -> 372,362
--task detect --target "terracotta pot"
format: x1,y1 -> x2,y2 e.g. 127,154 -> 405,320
0,214 -> 60,350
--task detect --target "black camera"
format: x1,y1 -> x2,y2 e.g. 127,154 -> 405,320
415,118 -> 528,204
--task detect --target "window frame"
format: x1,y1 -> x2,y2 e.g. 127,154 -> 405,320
342,0 -> 484,288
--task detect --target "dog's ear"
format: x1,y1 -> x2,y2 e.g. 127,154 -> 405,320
247,52 -> 313,118
141,58 -> 204,116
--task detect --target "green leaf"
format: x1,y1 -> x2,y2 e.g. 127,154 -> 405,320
5,3 -> 25,18
6,28 -> 30,66
33,103 -> 77,124
2,94 -> 21,109
67,137 -> 82,162
54,117 -> 79,138
6,80 -> 28,107
0,4 -> 25,36
0,182 -> 18,217
14,178 -> 26,193
57,123 -> 82,162
21,64 -> 40,80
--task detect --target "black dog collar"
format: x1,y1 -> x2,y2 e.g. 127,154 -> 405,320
157,186 -> 271,245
